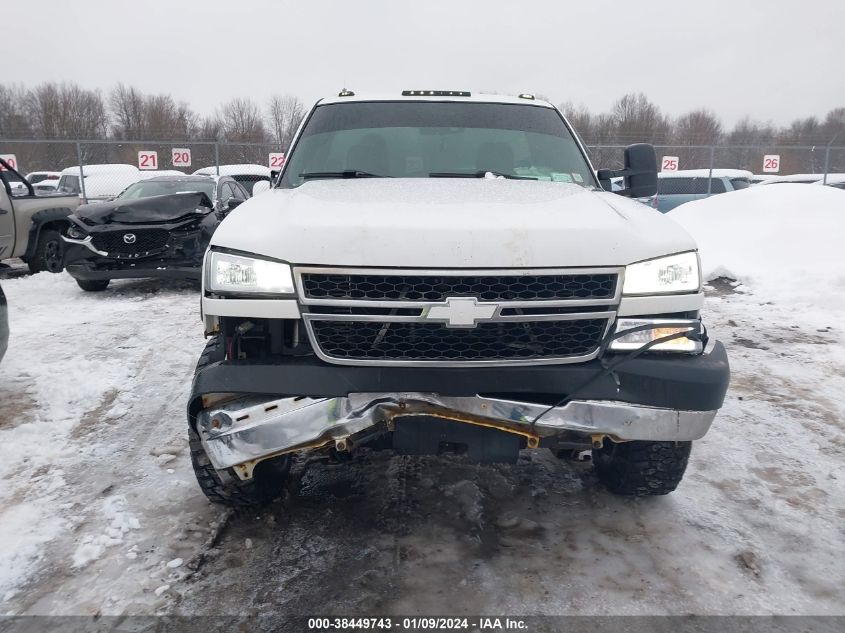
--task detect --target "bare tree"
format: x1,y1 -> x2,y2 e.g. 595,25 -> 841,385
610,93 -> 671,144
267,95 -> 305,150
24,82 -> 108,140
218,97 -> 266,143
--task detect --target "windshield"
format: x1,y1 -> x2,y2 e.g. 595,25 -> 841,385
117,180 -> 215,200
280,101 -> 596,188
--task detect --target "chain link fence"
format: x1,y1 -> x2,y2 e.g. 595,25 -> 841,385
587,144 -> 845,182
0,139 -> 284,201
3,138 -> 845,202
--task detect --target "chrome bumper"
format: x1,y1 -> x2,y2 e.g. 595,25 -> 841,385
196,393 -> 717,479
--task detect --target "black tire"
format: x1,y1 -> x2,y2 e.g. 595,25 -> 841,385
188,334 -> 292,507
594,440 -> 692,496
76,279 -> 110,292
27,229 -> 65,274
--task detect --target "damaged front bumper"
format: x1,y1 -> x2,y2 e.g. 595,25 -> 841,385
197,393 -> 718,479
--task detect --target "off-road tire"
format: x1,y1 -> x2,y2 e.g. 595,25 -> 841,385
27,229 -> 65,273
76,279 -> 110,292
188,334 -> 292,507
594,440 -> 692,496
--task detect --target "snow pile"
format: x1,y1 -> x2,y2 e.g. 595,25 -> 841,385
72,495 -> 141,568
670,184 -> 845,309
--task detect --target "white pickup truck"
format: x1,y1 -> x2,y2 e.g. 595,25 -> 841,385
188,91 -> 730,506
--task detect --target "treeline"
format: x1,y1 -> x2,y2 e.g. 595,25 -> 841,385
0,82 -> 304,145
559,93 -> 845,173
0,82 -> 305,170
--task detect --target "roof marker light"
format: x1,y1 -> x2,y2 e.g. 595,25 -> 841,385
519,93 -> 535,100
402,90 -> 471,97
338,88 -> 355,97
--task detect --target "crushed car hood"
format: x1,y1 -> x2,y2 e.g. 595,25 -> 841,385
212,179 -> 699,268
75,192 -> 213,225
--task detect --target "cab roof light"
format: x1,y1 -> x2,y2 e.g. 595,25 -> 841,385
338,88 -> 355,97
402,90 -> 471,97
518,93 -> 535,100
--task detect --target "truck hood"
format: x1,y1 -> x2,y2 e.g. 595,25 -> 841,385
74,192 -> 213,226
212,179 -> 698,267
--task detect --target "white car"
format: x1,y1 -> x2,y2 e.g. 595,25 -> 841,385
25,171 -> 62,193
56,164 -> 142,201
186,90 -> 730,507
192,164 -> 271,195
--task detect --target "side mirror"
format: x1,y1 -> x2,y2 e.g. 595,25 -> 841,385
270,170 -> 280,182
223,198 -> 245,213
597,143 -> 658,198
252,181 -> 271,195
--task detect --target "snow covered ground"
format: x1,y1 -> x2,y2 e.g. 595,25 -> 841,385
0,184 -> 842,616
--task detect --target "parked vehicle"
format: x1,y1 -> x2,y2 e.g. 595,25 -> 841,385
57,164 -> 142,202
815,174 -> 845,190
187,90 -> 730,507
192,164 -> 271,195
758,173 -> 845,186
0,280 -> 7,364
62,175 -> 249,291
646,169 -> 752,212
0,158 -> 82,272
26,171 -> 62,185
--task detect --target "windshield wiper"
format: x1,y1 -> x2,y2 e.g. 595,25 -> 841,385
299,170 -> 390,180
429,171 -> 538,180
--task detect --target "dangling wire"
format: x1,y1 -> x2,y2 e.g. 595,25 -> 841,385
530,321 -> 707,429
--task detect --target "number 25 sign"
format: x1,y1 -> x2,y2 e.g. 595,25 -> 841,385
138,151 -> 158,170
661,156 -> 679,172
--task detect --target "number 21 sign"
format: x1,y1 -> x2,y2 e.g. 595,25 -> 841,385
138,151 -> 158,170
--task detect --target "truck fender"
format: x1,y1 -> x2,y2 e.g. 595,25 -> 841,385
24,208 -> 75,261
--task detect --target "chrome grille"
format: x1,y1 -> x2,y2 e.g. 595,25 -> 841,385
296,266 -> 621,367
301,271 -> 617,302
310,319 -> 607,362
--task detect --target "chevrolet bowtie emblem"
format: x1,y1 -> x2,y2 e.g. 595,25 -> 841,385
424,297 -> 499,328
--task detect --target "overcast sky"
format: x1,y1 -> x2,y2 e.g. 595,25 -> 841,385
5,0 -> 842,126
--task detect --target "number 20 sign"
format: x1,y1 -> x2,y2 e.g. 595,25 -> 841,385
171,148 -> 191,167
661,156 -> 679,172
138,151 -> 158,170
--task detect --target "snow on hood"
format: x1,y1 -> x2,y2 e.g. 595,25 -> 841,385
74,191 -> 213,225
212,179 -> 697,268
670,184 -> 845,308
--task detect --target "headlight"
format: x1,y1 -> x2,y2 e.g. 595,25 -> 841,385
206,251 -> 295,295
67,225 -> 86,239
610,318 -> 703,353
623,251 -> 700,295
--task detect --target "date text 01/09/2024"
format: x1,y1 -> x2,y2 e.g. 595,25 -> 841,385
306,617 -> 529,630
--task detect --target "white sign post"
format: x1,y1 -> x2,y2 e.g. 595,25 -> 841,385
269,153 -> 285,169
171,148 -> 191,168
661,156 -> 679,172
763,154 -> 780,173
138,151 -> 158,170
0,154 -> 18,171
